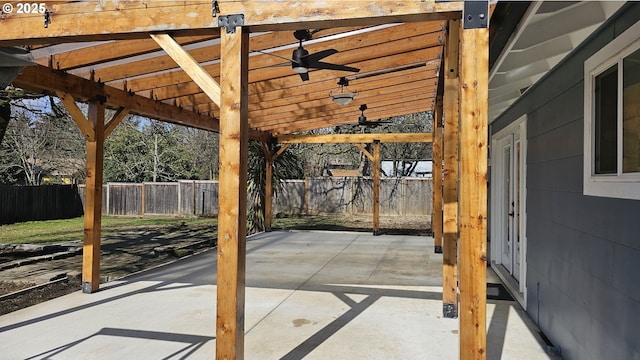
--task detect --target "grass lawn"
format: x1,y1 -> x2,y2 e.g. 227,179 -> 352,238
0,214 -> 423,245
272,215 -> 350,229
0,216 -> 218,245
0,215 -> 340,245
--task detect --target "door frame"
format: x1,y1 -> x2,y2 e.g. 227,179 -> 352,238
490,115 -> 527,308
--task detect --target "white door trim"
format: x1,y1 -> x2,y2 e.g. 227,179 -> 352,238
490,115 -> 528,308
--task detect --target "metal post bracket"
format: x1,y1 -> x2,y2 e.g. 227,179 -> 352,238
463,1 -> 489,29
218,14 -> 244,34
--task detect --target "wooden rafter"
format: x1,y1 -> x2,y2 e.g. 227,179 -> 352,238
247,80 -> 437,122
156,57 -> 438,104
45,35 -> 219,71
264,101 -> 436,135
115,23 -> 441,91
254,90 -> 435,123
176,66 -> 437,116
120,38 -> 442,94
91,26 -> 367,83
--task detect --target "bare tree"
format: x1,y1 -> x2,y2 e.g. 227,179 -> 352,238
379,112 -> 433,177
1,110 -> 53,184
0,86 -> 46,146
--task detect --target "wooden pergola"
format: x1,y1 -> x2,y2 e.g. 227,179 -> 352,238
1,1 -> 488,358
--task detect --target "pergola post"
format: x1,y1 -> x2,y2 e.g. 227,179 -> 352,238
372,140 -> 381,235
57,92 -> 128,294
353,142 -> 381,235
262,143 -> 274,232
262,143 -> 290,232
459,2 -> 489,359
216,24 -> 249,360
82,101 -> 105,293
432,96 -> 444,253
443,19 -> 460,319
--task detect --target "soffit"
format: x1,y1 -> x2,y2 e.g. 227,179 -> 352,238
489,0 -> 625,122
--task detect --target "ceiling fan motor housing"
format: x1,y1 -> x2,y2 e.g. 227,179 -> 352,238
292,46 -> 309,72
291,46 -> 309,67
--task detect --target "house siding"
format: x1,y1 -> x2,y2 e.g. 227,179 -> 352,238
490,3 -> 640,359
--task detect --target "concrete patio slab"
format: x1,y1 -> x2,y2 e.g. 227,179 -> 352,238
0,231 -> 557,359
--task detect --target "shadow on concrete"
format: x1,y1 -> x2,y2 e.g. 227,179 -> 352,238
487,301 -> 510,360
0,233 -> 306,334
280,293 -> 381,360
25,327 -> 214,360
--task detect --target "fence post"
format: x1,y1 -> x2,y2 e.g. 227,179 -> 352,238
304,176 -> 309,215
141,182 -> 145,218
177,181 -> 182,215
402,177 -> 406,216
193,180 -> 197,215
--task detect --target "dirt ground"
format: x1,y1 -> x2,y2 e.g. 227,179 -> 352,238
0,222 -> 216,315
0,215 -> 429,315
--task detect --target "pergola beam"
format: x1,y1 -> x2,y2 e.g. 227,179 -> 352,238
13,65 -> 271,141
278,133 -> 433,144
0,1 -> 462,46
14,65 -> 218,131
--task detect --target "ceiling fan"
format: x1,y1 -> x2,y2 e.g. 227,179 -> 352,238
357,104 -> 393,127
264,30 -> 360,81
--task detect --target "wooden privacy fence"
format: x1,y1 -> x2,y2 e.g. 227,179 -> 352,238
276,177 -> 433,216
78,177 -> 432,217
78,180 -> 219,216
0,184 -> 84,225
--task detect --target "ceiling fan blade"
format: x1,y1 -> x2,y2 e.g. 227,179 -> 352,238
254,49 -> 295,64
259,62 -> 293,70
303,48 -> 338,64
309,61 -> 360,73
364,122 -> 391,127
299,72 -> 310,81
